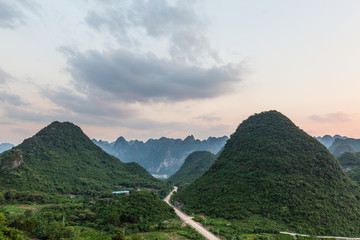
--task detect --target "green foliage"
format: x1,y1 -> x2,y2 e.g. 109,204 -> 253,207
2,189 -> 52,204
0,213 -> 22,240
0,193 -> 5,205
338,152 -> 360,184
174,111 -> 360,236
192,215 -> 285,239
157,183 -> 174,200
141,232 -> 171,240
4,191 -> 175,239
329,140 -> 355,158
96,191 -> 175,232
329,138 -> 360,157
167,151 -> 216,187
296,236 -> 317,240
0,121 -> 164,196
177,226 -> 203,240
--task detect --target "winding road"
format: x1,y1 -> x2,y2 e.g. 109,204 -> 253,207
164,187 -> 220,240
164,188 -> 360,240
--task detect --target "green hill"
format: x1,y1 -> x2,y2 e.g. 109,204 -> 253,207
329,139 -> 356,157
173,110 -> 360,236
0,121 -> 163,195
167,151 -> 215,186
338,152 -> 360,184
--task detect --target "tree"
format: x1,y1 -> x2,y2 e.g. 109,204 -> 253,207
0,193 -> 5,205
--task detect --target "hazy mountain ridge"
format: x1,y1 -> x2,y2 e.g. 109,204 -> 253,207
0,143 -> 14,154
329,138 -> 360,157
93,135 -> 228,177
174,110 -> 360,236
0,121 -> 163,194
315,135 -> 360,158
315,135 -> 347,148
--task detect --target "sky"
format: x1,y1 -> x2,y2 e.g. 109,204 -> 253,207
1,0 -> 360,144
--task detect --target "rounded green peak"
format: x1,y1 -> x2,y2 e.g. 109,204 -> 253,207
175,111 -> 360,236
235,110 -> 295,132
167,151 -> 215,186
35,121 -> 84,137
180,151 -> 215,169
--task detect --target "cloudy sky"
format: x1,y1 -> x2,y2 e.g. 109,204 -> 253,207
1,0 -> 360,144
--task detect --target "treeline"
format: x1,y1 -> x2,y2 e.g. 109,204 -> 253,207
1,191 -> 176,239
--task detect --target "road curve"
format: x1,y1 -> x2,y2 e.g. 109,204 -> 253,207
164,187 -> 220,240
164,189 -> 360,240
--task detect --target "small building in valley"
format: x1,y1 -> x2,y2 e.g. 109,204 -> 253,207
112,191 -> 130,195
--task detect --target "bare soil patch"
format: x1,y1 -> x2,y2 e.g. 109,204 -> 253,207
18,205 -> 36,210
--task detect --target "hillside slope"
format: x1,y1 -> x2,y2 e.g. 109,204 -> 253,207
0,121 -> 163,194
338,152 -> 360,184
167,151 -> 215,186
174,110 -> 360,236
329,138 -> 360,157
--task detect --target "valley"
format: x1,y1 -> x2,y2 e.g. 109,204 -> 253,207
1,1 -> 359,239
2,112 -> 360,239
93,136 -> 228,177
164,187 -> 220,240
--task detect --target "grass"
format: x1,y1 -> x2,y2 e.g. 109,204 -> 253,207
2,204 -> 42,214
141,232 -> 171,240
177,226 -> 203,240
65,226 -> 112,240
190,214 -> 297,240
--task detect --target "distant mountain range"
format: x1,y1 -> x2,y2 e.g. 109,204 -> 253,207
329,138 -> 360,157
0,121 -> 163,194
93,135 -> 228,177
315,135 -> 360,157
315,135 -> 347,148
0,143 -> 14,154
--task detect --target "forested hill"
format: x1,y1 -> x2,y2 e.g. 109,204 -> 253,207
167,151 -> 215,186
338,152 -> 360,184
93,135 -> 228,177
0,121 -> 163,194
329,138 -> 360,157
174,110 -> 360,236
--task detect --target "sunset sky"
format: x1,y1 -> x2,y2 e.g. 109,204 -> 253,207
1,0 -> 360,144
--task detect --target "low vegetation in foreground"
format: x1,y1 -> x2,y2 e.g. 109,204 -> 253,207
189,214 -> 343,240
0,191 -> 179,239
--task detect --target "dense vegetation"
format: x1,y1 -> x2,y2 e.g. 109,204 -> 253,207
328,138 -> 360,157
329,139 -> 355,157
1,191 -> 177,239
167,151 -> 216,187
0,212 -> 22,240
0,121 -> 164,196
173,110 -> 360,236
338,152 -> 360,184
